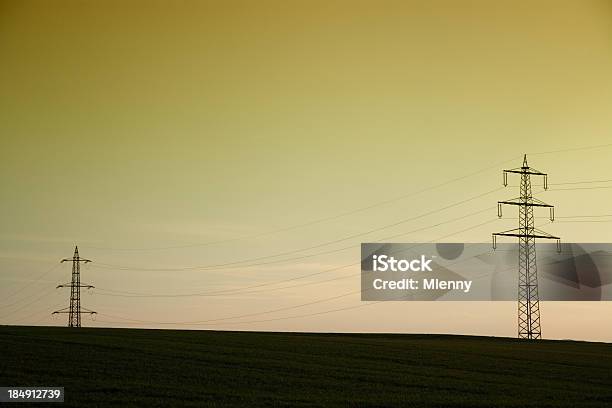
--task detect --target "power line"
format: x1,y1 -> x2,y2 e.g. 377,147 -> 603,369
96,290 -> 363,325
93,250 -> 508,325
549,185 -> 612,191
94,301 -> 376,328
501,215 -> 612,220
93,226 -> 558,328
81,156 -> 522,252
81,142 -> 612,253
0,286 -> 59,320
7,300 -> 65,325
93,206 -> 491,278
92,187 -> 503,273
550,178 -> 612,186
93,208 -> 498,298
92,217 -> 500,312
86,181 -> 612,275
97,271 -> 358,298
102,203 -> 604,300
0,264 -> 62,304
528,142 -> 612,156
556,220 -> 612,223
6,142 -> 612,330
509,179 -> 612,188
554,214 -> 612,218
10,143 -> 612,328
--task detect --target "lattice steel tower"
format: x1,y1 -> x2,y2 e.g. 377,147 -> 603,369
493,155 -> 560,340
53,246 -> 96,327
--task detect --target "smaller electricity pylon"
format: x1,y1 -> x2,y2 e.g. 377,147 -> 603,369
493,155 -> 560,340
53,245 -> 96,327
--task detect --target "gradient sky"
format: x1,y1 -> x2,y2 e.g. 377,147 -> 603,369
1,0 -> 612,341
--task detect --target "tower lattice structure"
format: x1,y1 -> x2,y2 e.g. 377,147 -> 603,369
493,155 -> 560,340
53,245 -> 96,327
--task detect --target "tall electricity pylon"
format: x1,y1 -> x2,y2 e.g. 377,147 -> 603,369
53,246 -> 96,327
493,155 -> 560,340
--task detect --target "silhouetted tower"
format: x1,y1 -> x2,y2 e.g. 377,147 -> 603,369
53,246 -> 96,327
493,155 -> 560,340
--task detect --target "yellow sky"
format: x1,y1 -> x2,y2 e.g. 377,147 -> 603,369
1,0 -> 612,341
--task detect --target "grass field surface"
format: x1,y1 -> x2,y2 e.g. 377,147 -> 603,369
1,326 -> 611,407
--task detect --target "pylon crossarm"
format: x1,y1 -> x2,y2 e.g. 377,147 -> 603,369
53,310 -> 95,314
503,168 -> 547,176
494,232 -> 559,239
498,199 -> 553,208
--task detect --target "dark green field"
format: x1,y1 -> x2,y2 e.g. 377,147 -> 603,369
1,326 -> 611,407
